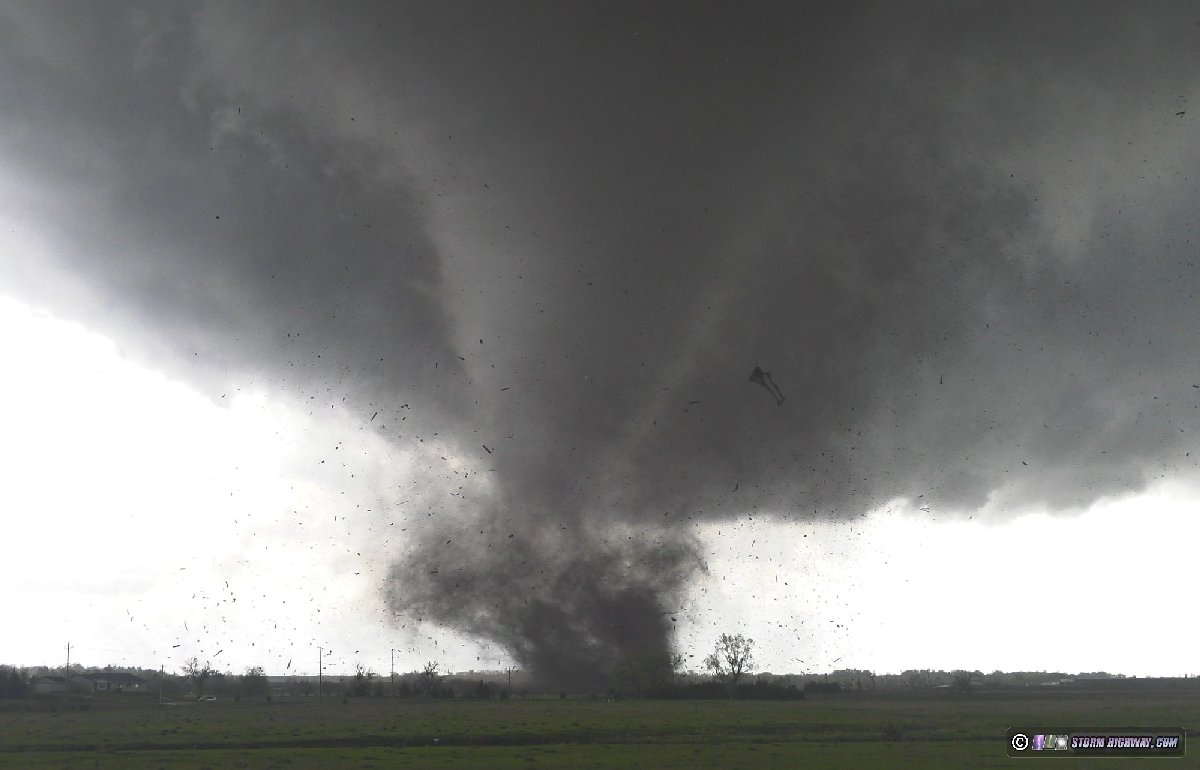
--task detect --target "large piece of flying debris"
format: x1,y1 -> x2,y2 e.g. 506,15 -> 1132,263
749,366 -> 785,405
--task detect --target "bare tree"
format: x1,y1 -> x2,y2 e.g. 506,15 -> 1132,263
952,669 -> 978,695
351,664 -> 377,697
704,634 -> 755,695
614,652 -> 682,698
418,661 -> 442,696
181,657 -> 216,699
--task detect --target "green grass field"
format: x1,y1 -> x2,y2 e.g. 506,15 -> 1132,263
1,690 -> 1195,769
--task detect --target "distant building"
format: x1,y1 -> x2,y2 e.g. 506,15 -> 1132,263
80,673 -> 146,692
33,674 -> 123,695
32,676 -> 67,696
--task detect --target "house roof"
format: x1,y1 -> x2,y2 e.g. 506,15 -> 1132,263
83,672 -> 145,684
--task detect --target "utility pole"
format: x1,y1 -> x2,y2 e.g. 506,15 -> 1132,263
318,647 -> 323,701
64,641 -> 70,703
390,649 -> 398,698
159,665 -> 164,704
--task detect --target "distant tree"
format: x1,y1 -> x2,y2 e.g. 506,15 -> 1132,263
350,664 -> 376,697
241,666 -> 268,698
952,670 -> 976,695
902,669 -> 931,689
804,679 -> 843,694
704,634 -> 755,695
418,661 -> 442,696
0,666 -> 27,699
613,652 -> 682,697
181,658 -> 216,698
208,670 -> 232,697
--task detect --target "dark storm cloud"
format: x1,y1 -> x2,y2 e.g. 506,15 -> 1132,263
0,2 -> 469,424
4,1 -> 1200,685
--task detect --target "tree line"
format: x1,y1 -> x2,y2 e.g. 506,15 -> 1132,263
0,635 -> 773,701
3,634 -> 1144,701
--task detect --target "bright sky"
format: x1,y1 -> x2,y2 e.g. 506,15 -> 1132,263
4,293 -> 1195,678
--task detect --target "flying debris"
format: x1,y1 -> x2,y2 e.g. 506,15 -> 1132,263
371,411 -> 378,420
482,444 -> 493,454
749,366 -> 786,405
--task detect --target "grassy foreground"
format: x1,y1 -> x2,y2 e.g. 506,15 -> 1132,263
1,690 -> 1196,769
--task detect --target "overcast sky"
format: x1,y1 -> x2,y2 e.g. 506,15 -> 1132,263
3,1 -> 1200,683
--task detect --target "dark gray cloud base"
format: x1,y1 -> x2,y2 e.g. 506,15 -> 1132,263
3,2 -> 1200,685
